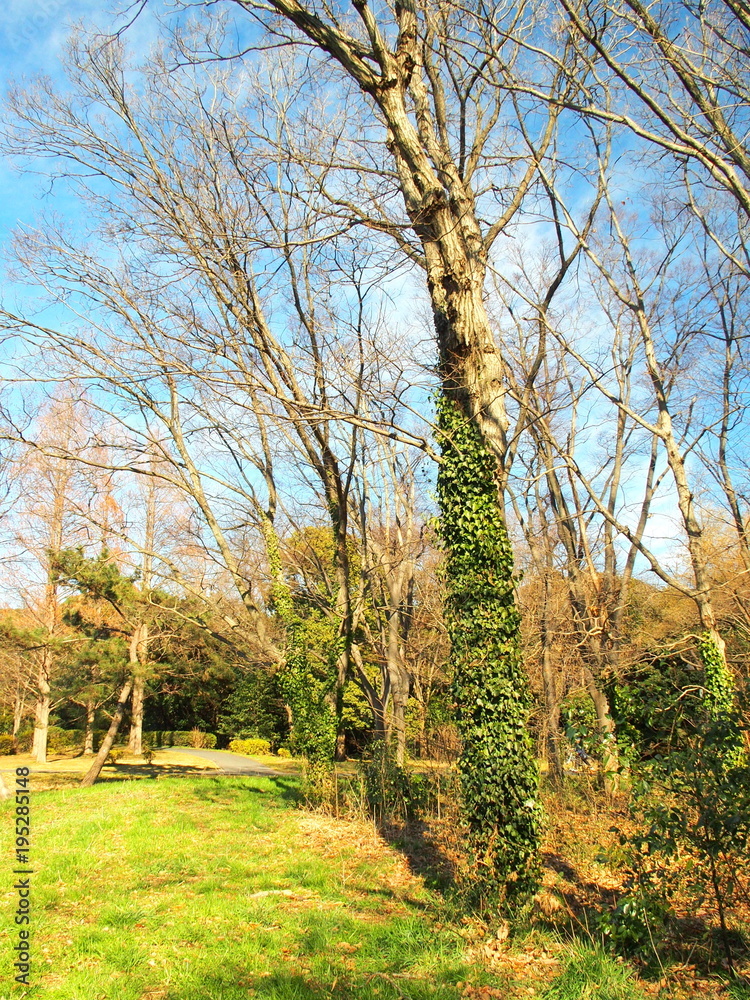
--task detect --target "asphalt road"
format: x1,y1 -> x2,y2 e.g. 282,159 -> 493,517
174,748 -> 280,777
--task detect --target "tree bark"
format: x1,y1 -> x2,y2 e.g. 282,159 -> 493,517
32,648 -> 52,764
81,677 -> 133,788
540,571 -> 564,783
84,699 -> 95,756
128,665 -> 145,756
385,606 -> 410,766
13,679 -> 26,738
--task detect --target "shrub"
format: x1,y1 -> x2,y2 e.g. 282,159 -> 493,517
359,741 -> 427,824
15,728 -> 33,753
105,748 -> 124,765
229,738 -> 271,756
607,674 -> 750,967
47,727 -> 82,753
0,734 -> 16,755
141,743 -> 154,765
93,729 -> 127,752
188,729 -> 217,749
171,731 -> 193,747
276,747 -> 292,759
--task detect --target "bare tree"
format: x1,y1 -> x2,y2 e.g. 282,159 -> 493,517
555,0 -> 750,224
352,432 -> 425,764
2,398 -> 95,763
1,30 -> 437,767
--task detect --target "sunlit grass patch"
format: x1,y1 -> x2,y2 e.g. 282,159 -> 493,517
542,944 -> 646,1000
0,775 -> 504,999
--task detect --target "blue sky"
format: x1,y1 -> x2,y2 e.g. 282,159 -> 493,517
0,1 -> 711,592
0,1 -> 164,246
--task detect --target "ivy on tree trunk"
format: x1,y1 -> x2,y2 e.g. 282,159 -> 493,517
263,518 -> 337,786
437,395 -> 541,908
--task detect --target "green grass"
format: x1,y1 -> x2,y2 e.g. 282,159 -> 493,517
0,775 -> 508,1000
541,944 -> 646,1000
0,772 -> 655,1000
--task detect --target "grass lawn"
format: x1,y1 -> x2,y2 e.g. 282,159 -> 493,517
0,773 -> 498,999
0,769 -> 655,1000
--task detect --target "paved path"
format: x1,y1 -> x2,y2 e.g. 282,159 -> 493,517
173,747 -> 280,777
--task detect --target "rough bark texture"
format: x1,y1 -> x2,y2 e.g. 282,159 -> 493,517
84,700 -> 95,756
80,677 -> 133,788
32,649 -> 52,765
129,669 -> 145,756
540,573 -> 564,783
33,480 -> 66,764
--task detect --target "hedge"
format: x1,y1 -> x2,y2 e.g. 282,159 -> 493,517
48,727 -> 82,753
143,731 -> 217,749
229,738 -> 271,757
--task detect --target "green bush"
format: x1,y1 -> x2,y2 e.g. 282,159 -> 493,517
93,729 -> 127,752
229,738 -> 271,756
606,671 -> 750,967
0,734 -> 16,755
187,729 -> 217,749
142,730 -> 216,749
47,727 -> 82,753
15,728 -> 33,753
359,741 -> 427,824
276,747 -> 292,759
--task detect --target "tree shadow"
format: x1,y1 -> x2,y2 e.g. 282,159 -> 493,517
375,816 -> 460,895
186,774 -> 305,807
537,850 -> 750,984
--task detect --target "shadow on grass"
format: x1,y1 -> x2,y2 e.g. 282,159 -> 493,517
26,766 -> 306,806
536,850 -> 750,985
24,765 -> 221,792
375,817 -> 460,897
187,774 -> 305,807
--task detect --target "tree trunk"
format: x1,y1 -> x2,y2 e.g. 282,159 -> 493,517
84,699 -> 96,756
129,667 -> 145,756
130,476 -> 155,758
582,666 -> 620,791
386,648 -> 410,766
351,643 -> 387,744
32,649 -> 52,764
13,681 -> 26,737
81,677 -> 133,788
540,573 -> 564,783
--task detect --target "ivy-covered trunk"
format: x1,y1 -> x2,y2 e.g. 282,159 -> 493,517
262,517 -> 337,792
437,396 -> 541,907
